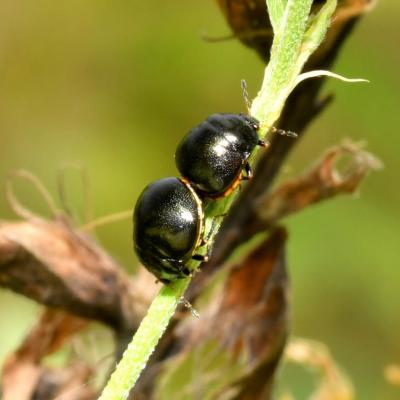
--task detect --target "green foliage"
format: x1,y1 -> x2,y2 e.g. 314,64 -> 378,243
268,0 -> 289,33
252,0 -> 338,131
299,0 -> 337,66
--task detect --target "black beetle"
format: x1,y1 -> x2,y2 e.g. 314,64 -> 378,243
175,113 -> 264,198
133,177 -> 206,283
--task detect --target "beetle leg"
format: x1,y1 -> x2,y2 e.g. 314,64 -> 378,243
200,237 -> 209,246
192,254 -> 209,263
160,257 -> 182,264
163,259 -> 191,278
257,139 -> 267,147
158,277 -> 172,285
181,266 -> 192,277
158,257 -> 185,273
201,214 -> 227,245
241,162 -> 253,181
258,139 -> 270,150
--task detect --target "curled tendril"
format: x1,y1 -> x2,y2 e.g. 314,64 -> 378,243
5,169 -> 59,221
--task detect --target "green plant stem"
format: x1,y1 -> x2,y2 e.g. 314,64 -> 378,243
98,278 -> 190,400
98,0 -> 336,398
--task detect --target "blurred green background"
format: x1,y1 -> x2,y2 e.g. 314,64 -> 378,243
0,1 -> 398,399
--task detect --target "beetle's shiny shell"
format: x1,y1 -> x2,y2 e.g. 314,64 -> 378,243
175,113 -> 259,197
133,177 -> 203,283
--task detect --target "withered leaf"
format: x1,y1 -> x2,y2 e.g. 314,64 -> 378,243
1,309 -> 94,400
165,228 -> 289,400
0,217 -> 139,332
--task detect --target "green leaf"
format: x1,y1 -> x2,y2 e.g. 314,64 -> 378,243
251,0 -> 314,129
267,0 -> 288,34
294,0 -> 338,74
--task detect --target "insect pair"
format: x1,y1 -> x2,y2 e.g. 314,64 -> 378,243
133,113 -> 265,284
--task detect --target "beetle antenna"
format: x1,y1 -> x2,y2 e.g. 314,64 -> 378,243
241,79 -> 252,114
271,126 -> 298,138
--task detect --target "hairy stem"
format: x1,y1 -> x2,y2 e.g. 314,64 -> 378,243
98,279 -> 189,400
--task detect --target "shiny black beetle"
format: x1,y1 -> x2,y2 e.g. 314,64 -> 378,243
133,177 -> 205,283
175,113 -> 264,198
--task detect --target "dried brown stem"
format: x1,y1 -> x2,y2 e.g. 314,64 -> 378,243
1,309 -> 96,400
285,338 -> 354,399
187,139 -> 379,301
0,169 -> 162,395
0,217 -> 140,332
251,141 -> 381,233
